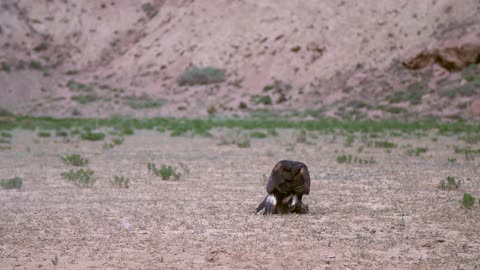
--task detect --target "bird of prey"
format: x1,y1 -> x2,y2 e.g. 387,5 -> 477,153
256,160 -> 310,215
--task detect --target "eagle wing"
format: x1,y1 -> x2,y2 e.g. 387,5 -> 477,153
266,160 -> 310,195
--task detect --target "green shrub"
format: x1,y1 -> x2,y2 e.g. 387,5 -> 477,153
438,176 -> 460,190
37,131 -> 51,137
125,95 -> 166,109
61,169 -> 95,187
112,137 -> 124,145
344,134 -> 354,147
177,67 -> 225,86
0,177 -> 23,190
336,154 -> 375,165
250,131 -> 268,138
61,154 -> 88,166
387,82 -> 425,105
111,176 -> 129,188
71,94 -> 98,104
1,62 -> 11,72
29,60 -> 44,70
251,95 -> 272,105
147,163 -> 181,180
439,79 -> 479,98
368,140 -> 397,148
67,80 -> 93,92
55,129 -> 69,137
80,131 -> 105,141
405,146 -> 428,157
1,132 -> 12,138
462,193 -> 475,208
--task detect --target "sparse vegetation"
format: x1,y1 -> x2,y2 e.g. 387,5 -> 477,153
368,140 -> 397,148
71,94 -> 99,104
67,80 -> 93,92
438,176 -> 461,190
439,78 -> 479,99
1,62 -> 11,72
251,95 -> 272,105
250,131 -> 268,138
344,134 -> 354,147
0,177 -> 23,190
218,129 -> 251,148
80,131 -> 105,141
177,67 -> 225,86
61,154 -> 88,167
405,146 -> 428,157
111,176 -> 129,188
458,134 -> 480,144
387,82 -> 426,105
125,95 -> 166,110
147,163 -> 181,180
112,137 -> 124,145
336,154 -> 376,165
461,193 -> 475,209
61,169 -> 95,187
37,131 -> 51,137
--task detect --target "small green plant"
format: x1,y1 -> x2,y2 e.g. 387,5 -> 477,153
177,67 -> 225,86
67,80 -> 93,92
80,131 -> 105,141
29,60 -> 44,70
71,94 -> 99,104
387,82 -> 426,105
336,154 -> 376,165
112,137 -> 124,145
218,130 -> 251,148
111,176 -> 129,188
61,154 -> 88,166
37,131 -> 51,137
1,62 -> 11,72
61,169 -> 95,187
368,140 -> 397,148
458,134 -> 480,144
447,157 -> 457,163
438,176 -> 461,190
344,134 -> 355,147
0,177 -> 23,190
1,132 -> 12,138
250,131 -> 268,138
125,95 -> 166,109
462,193 -> 475,209
405,146 -> 428,157
147,163 -> 181,180
251,95 -> 272,105
55,129 -> 69,137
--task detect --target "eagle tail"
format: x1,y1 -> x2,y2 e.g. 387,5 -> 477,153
256,194 -> 277,215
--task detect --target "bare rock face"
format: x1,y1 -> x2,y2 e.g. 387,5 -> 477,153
403,38 -> 480,72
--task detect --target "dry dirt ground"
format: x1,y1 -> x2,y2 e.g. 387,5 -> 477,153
1,130 -> 480,269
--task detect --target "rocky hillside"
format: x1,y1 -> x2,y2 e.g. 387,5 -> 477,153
0,0 -> 480,120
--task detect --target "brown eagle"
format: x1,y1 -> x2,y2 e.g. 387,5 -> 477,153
256,160 -> 310,215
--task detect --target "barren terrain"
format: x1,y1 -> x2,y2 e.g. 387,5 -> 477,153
1,129 -> 479,269
1,0 -> 480,119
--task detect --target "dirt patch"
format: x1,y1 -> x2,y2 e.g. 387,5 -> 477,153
0,130 -> 479,269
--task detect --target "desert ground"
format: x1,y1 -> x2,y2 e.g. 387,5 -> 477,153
1,128 -> 479,269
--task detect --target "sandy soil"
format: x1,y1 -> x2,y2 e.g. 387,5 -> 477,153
1,130 -> 480,269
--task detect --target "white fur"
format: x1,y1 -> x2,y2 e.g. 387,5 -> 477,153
266,194 -> 277,206
291,194 -> 298,207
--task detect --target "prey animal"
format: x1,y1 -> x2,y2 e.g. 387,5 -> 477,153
256,160 -> 310,215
